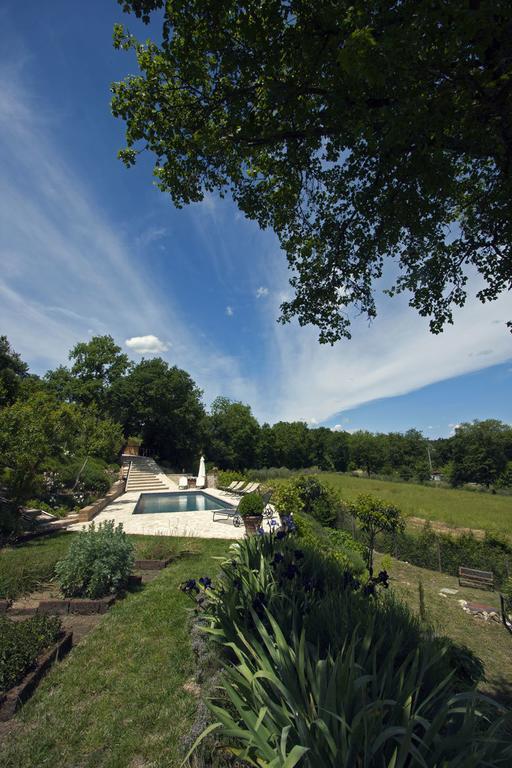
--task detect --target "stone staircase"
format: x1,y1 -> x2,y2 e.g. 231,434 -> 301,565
124,457 -> 172,493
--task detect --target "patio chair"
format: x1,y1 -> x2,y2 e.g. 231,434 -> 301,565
212,498 -> 243,527
219,480 -> 238,492
178,476 -> 188,490
239,482 -> 260,495
260,490 -> 274,518
223,481 -> 247,496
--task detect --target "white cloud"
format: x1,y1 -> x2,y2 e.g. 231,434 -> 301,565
256,286 -> 269,298
125,335 -> 170,354
332,424 -> 343,431
226,305 -> 234,317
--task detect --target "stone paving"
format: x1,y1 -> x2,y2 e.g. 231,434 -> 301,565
68,487 -> 251,540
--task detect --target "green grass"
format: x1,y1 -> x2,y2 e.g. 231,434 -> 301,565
374,552 -> 512,706
0,533 -> 200,599
287,473 -> 512,536
0,536 -> 230,768
0,533 -> 78,599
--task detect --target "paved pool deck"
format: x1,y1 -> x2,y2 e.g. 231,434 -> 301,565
68,487 -> 266,539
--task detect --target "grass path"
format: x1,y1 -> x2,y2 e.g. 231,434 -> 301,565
315,473 -> 512,536
374,553 -> 512,706
0,537 -> 230,768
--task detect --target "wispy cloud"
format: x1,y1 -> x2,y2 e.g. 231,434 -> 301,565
225,306 -> 234,317
256,286 -> 269,298
0,68 -> 257,407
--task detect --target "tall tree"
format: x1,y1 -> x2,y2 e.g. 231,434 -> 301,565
67,335 -> 130,413
0,336 -> 28,408
349,431 -> 385,477
271,421 -> 311,469
113,1 -> 512,342
450,419 -> 512,488
111,357 -> 206,468
207,397 -> 260,470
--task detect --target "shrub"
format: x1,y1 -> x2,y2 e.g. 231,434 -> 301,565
237,493 -> 264,518
295,512 -> 365,574
0,615 -> 61,692
271,481 -> 303,518
55,521 -> 134,598
217,470 -> 245,488
293,475 -> 339,527
350,493 -> 404,573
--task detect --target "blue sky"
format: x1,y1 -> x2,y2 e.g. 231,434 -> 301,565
1,1 -> 511,438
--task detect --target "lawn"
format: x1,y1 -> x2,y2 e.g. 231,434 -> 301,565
0,533 -> 78,599
314,473 -> 512,536
0,535 -> 230,768
374,552 -> 512,706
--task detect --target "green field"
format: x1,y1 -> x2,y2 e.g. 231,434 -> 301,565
293,473 -> 512,536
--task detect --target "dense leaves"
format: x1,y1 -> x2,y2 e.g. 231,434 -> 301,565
55,520 -> 134,599
113,0 -> 512,342
0,615 -> 61,692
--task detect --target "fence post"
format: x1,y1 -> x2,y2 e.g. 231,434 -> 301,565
393,531 -> 398,560
437,539 -> 442,572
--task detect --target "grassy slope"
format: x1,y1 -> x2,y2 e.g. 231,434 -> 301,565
0,537 -> 230,768
0,534 -> 77,599
374,552 -> 512,706
312,473 -> 512,535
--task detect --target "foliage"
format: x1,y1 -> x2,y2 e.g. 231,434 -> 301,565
206,397 -> 260,470
217,470 -> 245,488
270,481 -> 303,519
0,335 -> 28,408
294,512 -> 365,574
183,532 -> 503,766
0,615 -> 61,692
451,420 -> 512,488
350,493 -> 405,573
503,578 -> 512,614
110,356 -> 206,468
237,493 -> 264,519
293,475 -> 339,527
114,1 -> 512,342
55,521 -> 134,598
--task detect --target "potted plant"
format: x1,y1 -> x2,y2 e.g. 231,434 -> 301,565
238,493 -> 264,535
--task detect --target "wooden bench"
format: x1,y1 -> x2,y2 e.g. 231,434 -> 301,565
458,566 -> 494,590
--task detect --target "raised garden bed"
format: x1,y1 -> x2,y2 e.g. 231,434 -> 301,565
0,630 -> 73,721
134,557 -> 173,570
38,575 -> 142,615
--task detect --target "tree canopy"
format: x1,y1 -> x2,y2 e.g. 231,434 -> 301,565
113,0 -> 512,342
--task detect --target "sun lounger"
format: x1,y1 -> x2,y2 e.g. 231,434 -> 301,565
219,480 -> 238,492
178,476 -> 188,490
212,499 -> 242,527
239,482 -> 260,495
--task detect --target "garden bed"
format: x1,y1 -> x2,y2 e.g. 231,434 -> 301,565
0,630 -> 73,721
134,557 -> 173,570
37,575 -> 142,615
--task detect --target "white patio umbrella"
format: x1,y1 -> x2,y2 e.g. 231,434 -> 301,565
196,455 -> 206,488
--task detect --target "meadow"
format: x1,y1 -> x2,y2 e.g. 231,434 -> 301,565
314,473 -> 512,536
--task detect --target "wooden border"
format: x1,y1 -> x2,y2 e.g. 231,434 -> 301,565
0,631 -> 73,721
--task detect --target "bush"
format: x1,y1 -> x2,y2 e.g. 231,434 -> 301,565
294,512 -> 365,574
0,615 -> 61,692
217,470 -> 245,488
237,493 -> 264,518
293,475 -> 340,527
55,521 -> 134,598
270,481 -> 303,518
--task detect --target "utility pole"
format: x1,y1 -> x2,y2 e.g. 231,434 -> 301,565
427,445 -> 433,477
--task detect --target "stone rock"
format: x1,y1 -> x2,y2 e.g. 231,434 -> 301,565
439,587 -> 459,595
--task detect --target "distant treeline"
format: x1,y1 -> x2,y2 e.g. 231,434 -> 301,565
1,335 -> 511,497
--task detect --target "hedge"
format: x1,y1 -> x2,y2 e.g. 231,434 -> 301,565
0,615 -> 61,692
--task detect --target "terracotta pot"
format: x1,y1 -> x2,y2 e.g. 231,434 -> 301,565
243,515 -> 262,536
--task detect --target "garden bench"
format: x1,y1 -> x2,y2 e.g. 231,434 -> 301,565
458,566 -> 494,590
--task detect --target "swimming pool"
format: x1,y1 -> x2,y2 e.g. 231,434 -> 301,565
133,491 -> 234,515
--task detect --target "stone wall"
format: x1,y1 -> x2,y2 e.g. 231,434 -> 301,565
77,480 -> 125,523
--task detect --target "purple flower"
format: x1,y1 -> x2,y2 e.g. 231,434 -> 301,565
199,576 -> 213,589
276,530 -> 286,540
257,527 -> 265,536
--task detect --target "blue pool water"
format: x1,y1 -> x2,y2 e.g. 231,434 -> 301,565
133,491 -> 234,515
